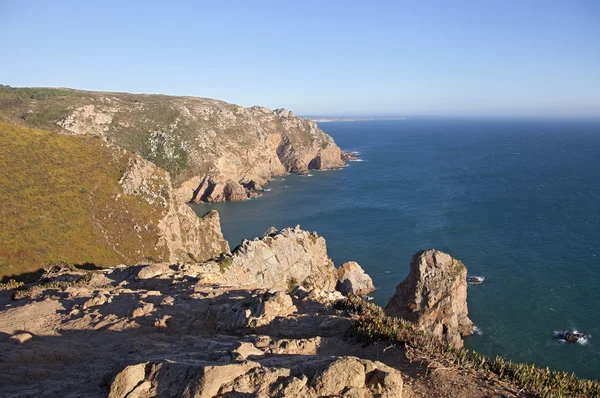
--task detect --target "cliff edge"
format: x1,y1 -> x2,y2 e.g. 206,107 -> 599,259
0,86 -> 348,203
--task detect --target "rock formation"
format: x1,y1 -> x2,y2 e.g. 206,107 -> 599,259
385,250 -> 473,348
336,261 -> 376,296
120,155 -> 230,264
0,233 -> 527,397
0,86 -> 349,203
195,226 -> 338,292
108,356 -> 403,398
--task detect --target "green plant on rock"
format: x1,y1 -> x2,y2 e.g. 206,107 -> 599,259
287,277 -> 299,292
218,257 -> 233,273
12,271 -> 95,300
0,279 -> 24,291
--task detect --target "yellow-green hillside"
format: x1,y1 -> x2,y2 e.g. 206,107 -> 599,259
0,121 -> 171,279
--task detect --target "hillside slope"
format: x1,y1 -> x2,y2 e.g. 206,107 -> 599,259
0,122 -> 228,278
0,86 -> 347,202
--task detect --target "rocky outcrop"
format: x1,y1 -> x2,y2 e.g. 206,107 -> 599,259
336,261 -> 376,296
385,250 -> 473,349
217,291 -> 297,330
196,226 -> 338,292
108,357 -> 403,398
119,154 -> 229,263
0,86 -> 349,203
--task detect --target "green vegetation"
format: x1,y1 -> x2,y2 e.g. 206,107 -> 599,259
0,122 -> 169,279
287,276 -> 299,292
0,86 -> 76,100
0,86 -> 331,185
0,279 -> 24,291
336,295 -> 600,398
308,234 -> 317,244
218,257 -> 233,273
12,271 -> 97,300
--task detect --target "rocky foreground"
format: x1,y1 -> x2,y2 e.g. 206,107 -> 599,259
0,227 -> 523,398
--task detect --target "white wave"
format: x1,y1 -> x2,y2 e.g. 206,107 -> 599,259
467,276 -> 485,285
350,159 -> 364,162
472,325 -> 483,335
264,188 -> 272,192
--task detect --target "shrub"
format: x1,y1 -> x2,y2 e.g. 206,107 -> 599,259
336,295 -> 600,398
287,277 -> 299,292
218,257 -> 233,273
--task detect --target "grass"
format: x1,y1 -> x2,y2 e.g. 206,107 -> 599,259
0,122 -> 170,279
0,85 -> 336,185
287,276 -> 299,292
218,257 -> 233,273
336,295 -> 600,398
12,271 -> 97,300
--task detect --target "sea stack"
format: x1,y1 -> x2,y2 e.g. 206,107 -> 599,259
385,250 -> 473,349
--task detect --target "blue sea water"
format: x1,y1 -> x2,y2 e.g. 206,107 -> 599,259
193,118 -> 600,380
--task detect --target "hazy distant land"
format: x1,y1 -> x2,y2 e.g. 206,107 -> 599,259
305,115 -> 408,122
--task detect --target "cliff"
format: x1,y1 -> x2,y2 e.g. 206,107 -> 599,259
385,250 -> 473,349
0,122 -> 228,278
0,86 -> 347,203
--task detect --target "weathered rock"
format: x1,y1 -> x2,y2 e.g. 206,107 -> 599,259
311,357 -> 366,395
6,88 -> 350,204
385,249 -> 473,349
10,332 -> 33,344
108,363 -> 148,398
131,303 -> 155,318
136,263 -> 173,280
202,227 -> 338,292
337,261 -> 376,296
119,154 -> 230,264
218,291 -> 297,330
109,357 -> 403,398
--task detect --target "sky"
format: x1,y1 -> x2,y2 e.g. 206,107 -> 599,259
1,0 -> 599,117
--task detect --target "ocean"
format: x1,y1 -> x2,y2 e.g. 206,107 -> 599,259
192,118 -> 600,380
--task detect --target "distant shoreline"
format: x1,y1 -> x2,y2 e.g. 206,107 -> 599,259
306,116 -> 407,123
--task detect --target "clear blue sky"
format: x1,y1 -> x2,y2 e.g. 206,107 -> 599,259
1,1 -> 599,117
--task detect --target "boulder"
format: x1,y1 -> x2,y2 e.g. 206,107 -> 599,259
218,291 -> 297,330
336,261 -> 375,296
211,227 -> 338,292
223,180 -> 247,201
385,250 -> 473,349
109,356 -> 403,398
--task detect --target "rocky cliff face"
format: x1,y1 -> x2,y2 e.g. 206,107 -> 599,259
385,250 -> 473,349
119,155 -> 230,263
135,226 -> 338,293
0,242 -> 523,398
0,86 -> 348,203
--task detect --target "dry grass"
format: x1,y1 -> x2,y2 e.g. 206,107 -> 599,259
336,295 -> 600,398
0,122 -> 170,279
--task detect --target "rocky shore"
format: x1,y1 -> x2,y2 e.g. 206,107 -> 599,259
0,226 -> 526,398
1,87 -> 598,397
0,86 -> 350,204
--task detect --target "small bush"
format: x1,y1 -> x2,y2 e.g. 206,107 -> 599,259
287,277 -> 299,292
0,279 -> 24,291
219,257 -> 233,273
12,272 -> 95,300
